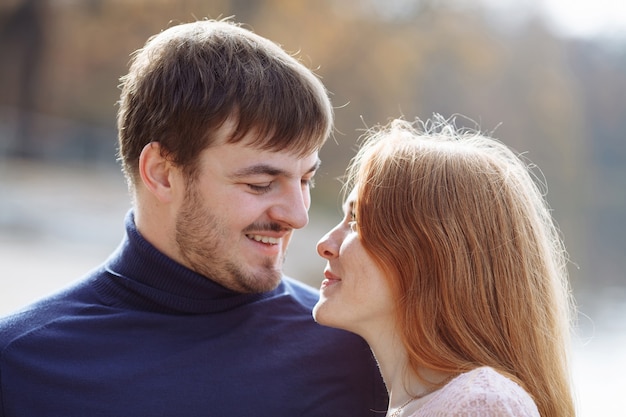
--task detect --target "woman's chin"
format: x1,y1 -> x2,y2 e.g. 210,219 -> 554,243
312,301 -> 349,333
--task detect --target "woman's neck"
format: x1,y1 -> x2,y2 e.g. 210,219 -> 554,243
364,327 -> 422,409
363,327 -> 453,415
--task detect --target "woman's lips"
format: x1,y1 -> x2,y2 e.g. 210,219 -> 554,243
321,270 -> 341,289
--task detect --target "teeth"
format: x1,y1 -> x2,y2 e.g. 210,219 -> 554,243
247,234 -> 280,245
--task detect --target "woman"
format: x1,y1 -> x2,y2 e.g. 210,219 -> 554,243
313,116 -> 575,417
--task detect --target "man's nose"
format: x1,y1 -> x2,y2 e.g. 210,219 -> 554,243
267,184 -> 310,230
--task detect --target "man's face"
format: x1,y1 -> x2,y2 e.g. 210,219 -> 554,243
173,133 -> 320,293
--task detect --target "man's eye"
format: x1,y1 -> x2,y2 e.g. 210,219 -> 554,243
248,183 -> 272,193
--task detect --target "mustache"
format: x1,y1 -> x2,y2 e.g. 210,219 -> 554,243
243,222 -> 290,233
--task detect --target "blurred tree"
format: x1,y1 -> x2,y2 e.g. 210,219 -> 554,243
0,0 -> 47,157
566,41 -> 626,290
0,0 -> 623,291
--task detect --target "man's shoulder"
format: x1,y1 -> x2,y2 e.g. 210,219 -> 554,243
276,277 -> 370,346
279,276 -> 320,308
0,277 -> 95,349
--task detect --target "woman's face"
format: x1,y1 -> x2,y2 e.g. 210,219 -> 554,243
312,189 -> 396,338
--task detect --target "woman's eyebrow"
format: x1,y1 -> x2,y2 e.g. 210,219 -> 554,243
343,199 -> 355,216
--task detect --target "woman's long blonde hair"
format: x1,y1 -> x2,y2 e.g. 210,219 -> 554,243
347,116 -> 575,417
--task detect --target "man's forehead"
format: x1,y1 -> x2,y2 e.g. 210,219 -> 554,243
213,118 -> 323,156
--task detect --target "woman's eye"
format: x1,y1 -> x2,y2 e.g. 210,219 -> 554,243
302,177 -> 315,189
248,183 -> 272,193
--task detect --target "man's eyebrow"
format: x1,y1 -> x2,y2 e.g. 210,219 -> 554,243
231,159 -> 321,179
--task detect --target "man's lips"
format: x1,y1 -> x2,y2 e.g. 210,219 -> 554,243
245,227 -> 291,245
246,233 -> 282,245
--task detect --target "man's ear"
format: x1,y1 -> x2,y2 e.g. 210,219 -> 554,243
138,142 -> 175,203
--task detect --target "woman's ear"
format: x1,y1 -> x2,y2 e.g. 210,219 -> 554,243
138,142 -> 175,203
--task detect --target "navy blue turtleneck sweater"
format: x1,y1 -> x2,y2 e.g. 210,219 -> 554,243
0,212 -> 387,416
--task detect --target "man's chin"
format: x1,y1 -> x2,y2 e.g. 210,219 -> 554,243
234,265 -> 283,293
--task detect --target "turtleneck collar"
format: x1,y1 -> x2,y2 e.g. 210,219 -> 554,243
94,210 -> 280,314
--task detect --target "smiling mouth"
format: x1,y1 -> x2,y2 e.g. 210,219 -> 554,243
246,234 -> 280,245
321,277 -> 340,289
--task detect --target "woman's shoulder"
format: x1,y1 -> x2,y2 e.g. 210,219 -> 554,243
453,366 -> 529,394
412,367 -> 540,417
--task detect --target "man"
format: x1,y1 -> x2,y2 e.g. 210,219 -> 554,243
0,19 -> 387,416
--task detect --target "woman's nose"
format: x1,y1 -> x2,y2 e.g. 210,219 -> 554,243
316,225 -> 342,259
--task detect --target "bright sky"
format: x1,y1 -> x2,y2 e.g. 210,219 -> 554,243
542,0 -> 626,38
366,0 -> 626,39
469,0 -> 626,38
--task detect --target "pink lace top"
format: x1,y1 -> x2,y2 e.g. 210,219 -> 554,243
405,367 -> 540,417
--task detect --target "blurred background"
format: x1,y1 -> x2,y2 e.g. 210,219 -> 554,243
0,0 -> 624,414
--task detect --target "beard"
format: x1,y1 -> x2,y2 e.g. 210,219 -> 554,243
174,184 -> 284,294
